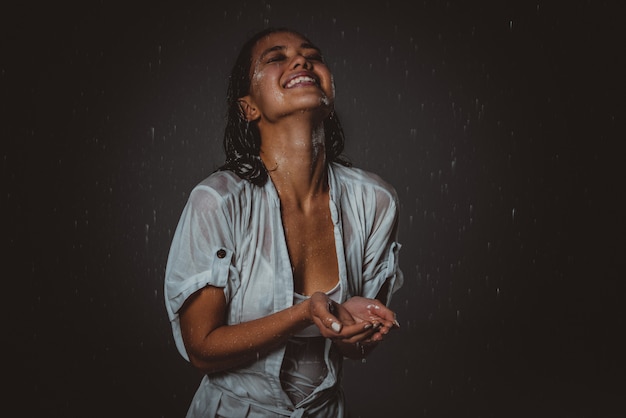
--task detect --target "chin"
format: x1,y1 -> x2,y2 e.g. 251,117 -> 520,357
289,97 -> 331,115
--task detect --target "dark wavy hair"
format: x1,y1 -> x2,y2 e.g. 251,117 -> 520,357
218,27 -> 351,186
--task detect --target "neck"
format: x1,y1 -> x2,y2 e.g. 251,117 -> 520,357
259,120 -> 328,208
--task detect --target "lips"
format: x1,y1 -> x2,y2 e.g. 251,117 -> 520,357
283,72 -> 319,89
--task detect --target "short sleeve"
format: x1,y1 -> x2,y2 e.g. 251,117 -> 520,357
164,184 -> 241,360
361,187 -> 404,304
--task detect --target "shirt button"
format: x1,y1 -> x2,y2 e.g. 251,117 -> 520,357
216,249 -> 227,259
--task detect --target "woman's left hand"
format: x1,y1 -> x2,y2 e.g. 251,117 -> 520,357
342,296 -> 399,343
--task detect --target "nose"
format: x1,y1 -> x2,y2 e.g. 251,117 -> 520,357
291,53 -> 311,70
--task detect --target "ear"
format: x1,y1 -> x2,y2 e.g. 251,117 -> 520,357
238,96 -> 260,121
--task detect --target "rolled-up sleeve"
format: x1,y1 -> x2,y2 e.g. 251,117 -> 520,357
361,189 -> 404,304
164,185 -> 240,360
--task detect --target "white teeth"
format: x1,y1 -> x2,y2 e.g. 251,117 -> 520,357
286,76 -> 316,88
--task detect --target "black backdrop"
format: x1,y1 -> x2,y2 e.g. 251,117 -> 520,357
4,1 -> 623,417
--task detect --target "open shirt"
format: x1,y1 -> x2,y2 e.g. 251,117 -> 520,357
164,162 -> 403,417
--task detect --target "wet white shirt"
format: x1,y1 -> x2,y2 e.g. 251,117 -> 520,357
164,162 -> 403,417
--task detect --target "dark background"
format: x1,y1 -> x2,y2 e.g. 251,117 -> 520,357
3,1 -> 624,417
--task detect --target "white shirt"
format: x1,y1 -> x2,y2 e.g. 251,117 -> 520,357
164,162 -> 403,417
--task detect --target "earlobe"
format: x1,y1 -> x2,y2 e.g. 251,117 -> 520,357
238,97 -> 260,121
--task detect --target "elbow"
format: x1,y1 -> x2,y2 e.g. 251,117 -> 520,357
188,352 -> 226,375
186,345 -> 228,375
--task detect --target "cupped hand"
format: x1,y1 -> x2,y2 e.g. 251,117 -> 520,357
308,292 -> 377,343
342,296 -> 399,342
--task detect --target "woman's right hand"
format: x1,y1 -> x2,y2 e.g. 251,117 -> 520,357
308,292 -> 377,344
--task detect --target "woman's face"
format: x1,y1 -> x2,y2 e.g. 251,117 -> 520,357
243,31 -> 335,123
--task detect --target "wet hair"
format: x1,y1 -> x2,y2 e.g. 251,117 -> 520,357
218,27 -> 351,186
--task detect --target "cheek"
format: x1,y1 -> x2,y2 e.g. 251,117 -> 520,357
249,66 -> 263,94
250,68 -> 281,101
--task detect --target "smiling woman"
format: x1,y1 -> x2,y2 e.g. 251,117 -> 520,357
164,27 -> 403,417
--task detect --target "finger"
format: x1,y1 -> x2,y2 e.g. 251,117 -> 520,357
361,320 -> 399,343
310,293 -> 348,333
376,319 -> 402,337
366,303 -> 397,326
325,301 -> 358,331
312,314 -> 346,336
369,314 -> 401,332
313,317 -> 372,340
332,321 -> 377,341
335,327 -> 379,345
369,330 -> 386,342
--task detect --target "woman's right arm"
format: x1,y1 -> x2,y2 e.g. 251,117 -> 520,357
179,286 -> 373,374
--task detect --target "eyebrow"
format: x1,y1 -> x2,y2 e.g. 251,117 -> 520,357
259,42 -> 322,61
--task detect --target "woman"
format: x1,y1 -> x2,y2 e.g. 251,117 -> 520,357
165,27 -> 403,417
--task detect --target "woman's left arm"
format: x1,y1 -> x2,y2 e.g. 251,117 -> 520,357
334,182 -> 403,359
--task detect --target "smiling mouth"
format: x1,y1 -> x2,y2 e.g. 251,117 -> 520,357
284,75 -> 318,89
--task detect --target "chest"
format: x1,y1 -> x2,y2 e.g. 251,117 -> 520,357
280,202 -> 339,296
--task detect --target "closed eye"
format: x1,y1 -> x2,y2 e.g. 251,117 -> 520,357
305,53 -> 324,62
266,53 -> 286,63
